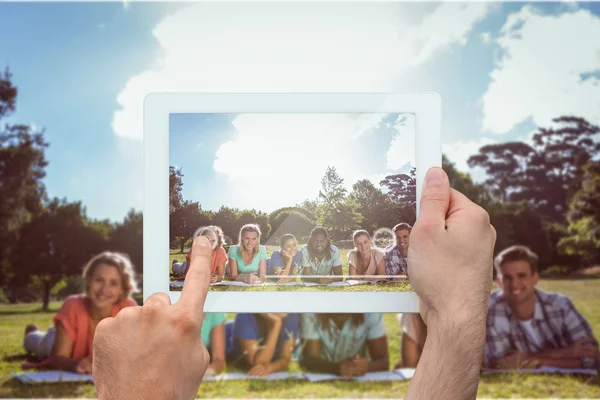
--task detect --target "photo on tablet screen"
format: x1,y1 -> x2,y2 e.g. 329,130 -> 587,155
168,112 -> 415,293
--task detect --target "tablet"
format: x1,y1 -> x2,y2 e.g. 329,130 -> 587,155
143,93 -> 441,312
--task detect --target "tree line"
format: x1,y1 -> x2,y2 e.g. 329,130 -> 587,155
0,69 -> 142,310
169,164 -> 417,250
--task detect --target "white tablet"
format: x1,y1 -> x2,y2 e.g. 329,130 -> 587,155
143,93 -> 441,313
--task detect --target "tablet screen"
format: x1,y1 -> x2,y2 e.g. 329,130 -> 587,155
168,112 -> 415,293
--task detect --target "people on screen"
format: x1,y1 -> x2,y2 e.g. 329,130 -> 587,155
347,230 -> 385,280
200,312 -> 227,376
228,224 -> 267,284
384,223 -> 411,278
269,234 -> 302,284
299,226 -> 343,284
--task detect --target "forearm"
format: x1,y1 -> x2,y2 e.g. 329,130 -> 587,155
266,356 -> 292,373
528,356 -> 582,369
300,356 -> 340,374
50,355 -> 78,372
405,316 -> 485,400
367,356 -> 389,373
210,358 -> 225,374
253,323 -> 282,365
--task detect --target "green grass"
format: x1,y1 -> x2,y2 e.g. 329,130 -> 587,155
169,246 -> 413,292
1,280 -> 600,398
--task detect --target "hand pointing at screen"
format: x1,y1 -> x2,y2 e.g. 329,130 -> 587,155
92,236 -> 213,400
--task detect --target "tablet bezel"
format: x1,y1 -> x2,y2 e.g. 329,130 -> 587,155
143,93 -> 441,312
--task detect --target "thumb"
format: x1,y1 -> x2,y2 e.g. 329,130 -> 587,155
416,167 -> 450,234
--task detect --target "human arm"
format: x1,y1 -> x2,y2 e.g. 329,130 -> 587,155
248,337 -> 295,376
49,322 -> 82,372
403,167 -> 497,400
365,335 -> 389,372
238,314 -> 284,367
299,339 -> 342,374
376,254 -> 386,276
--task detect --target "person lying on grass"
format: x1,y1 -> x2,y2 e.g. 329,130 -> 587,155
226,313 -> 299,376
228,224 -> 267,284
347,230 -> 386,281
269,234 -> 302,284
23,251 -> 138,374
299,226 -> 343,284
172,225 -> 228,284
299,313 -> 389,378
484,245 -> 600,370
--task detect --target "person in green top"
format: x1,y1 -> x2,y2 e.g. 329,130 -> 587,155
228,224 -> 267,284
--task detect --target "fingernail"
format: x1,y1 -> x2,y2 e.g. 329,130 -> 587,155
426,167 -> 444,186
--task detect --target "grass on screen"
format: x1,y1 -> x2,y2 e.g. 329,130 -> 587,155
1,279 -> 599,398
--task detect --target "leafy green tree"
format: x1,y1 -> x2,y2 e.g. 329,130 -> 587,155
0,69 -> 49,284
169,166 -> 184,213
315,166 -> 362,240
11,198 -> 107,310
558,161 -> 600,265
468,116 -> 600,222
349,179 -> 390,233
110,209 -> 143,276
170,201 -> 210,252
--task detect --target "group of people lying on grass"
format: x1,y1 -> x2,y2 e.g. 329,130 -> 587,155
171,223 -> 412,285
22,243 -> 600,376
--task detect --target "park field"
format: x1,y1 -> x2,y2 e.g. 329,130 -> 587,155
1,278 -> 599,398
169,246 -> 414,292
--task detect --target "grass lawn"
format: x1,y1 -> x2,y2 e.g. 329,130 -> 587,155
1,279 -> 599,398
169,246 -> 413,292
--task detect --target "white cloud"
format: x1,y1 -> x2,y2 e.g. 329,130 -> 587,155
481,6 -> 600,134
442,137 -> 497,183
387,113 -> 415,170
210,113 -> 397,211
112,2 -> 492,140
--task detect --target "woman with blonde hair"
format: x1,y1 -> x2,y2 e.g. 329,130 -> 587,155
178,225 -> 228,283
227,224 -> 267,284
23,251 -> 138,373
347,230 -> 385,280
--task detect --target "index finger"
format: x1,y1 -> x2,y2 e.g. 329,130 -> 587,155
177,235 -> 212,320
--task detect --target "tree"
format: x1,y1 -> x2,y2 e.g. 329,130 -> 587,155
110,209 -> 143,276
267,211 -> 313,243
349,179 -> 391,233
0,68 -> 49,285
212,206 -> 240,244
558,161 -> 600,266
268,206 -> 315,237
170,201 -> 210,252
11,198 -> 107,310
315,167 -> 362,240
379,167 -> 417,226
468,116 -> 600,222
169,166 -> 184,213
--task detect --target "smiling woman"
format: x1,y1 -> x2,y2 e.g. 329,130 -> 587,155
22,252 -> 139,373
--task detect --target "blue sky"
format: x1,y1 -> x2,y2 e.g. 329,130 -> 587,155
1,1 -> 599,221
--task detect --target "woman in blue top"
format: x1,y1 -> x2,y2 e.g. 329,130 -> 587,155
228,224 -> 267,284
227,313 -> 299,376
269,234 -> 302,284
